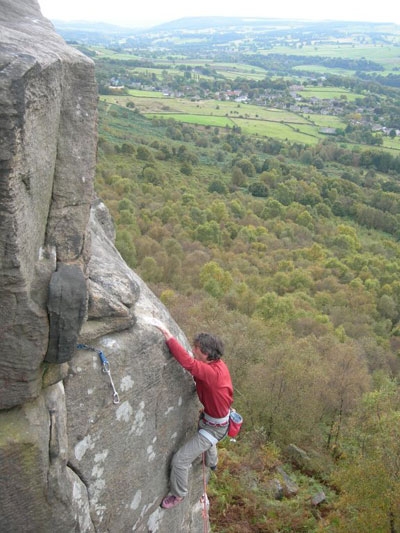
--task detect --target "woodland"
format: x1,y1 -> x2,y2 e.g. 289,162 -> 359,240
69,18 -> 400,532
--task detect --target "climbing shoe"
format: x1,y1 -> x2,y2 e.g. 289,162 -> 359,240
210,465 -> 217,471
161,494 -> 184,509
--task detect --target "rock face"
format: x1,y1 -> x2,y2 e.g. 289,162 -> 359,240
0,2 -> 206,531
0,0 -> 97,408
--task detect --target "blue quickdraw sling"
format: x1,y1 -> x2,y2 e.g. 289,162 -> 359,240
76,344 -> 120,404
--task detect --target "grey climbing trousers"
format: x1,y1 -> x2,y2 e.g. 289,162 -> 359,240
170,418 -> 228,498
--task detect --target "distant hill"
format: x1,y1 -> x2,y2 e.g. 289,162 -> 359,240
51,16 -> 302,35
152,16 -> 400,33
51,16 -> 400,45
151,16 -> 300,31
51,20 -> 145,43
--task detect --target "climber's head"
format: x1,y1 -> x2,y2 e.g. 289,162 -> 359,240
193,333 -> 224,362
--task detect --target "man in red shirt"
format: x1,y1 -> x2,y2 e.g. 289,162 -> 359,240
155,325 -> 233,510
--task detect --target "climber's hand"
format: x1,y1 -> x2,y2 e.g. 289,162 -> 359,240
147,320 -> 173,341
142,316 -> 173,340
156,325 -> 173,341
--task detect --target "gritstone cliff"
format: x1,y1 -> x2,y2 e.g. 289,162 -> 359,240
0,1 -> 206,530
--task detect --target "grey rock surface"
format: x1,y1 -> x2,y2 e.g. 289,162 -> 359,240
0,2 -> 207,531
0,0 -> 97,409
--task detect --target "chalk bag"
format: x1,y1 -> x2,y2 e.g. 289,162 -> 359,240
228,410 -> 243,437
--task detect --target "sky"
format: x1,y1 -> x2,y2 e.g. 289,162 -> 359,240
37,0 -> 399,29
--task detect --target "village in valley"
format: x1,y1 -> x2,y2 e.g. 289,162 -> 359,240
56,16 -> 400,147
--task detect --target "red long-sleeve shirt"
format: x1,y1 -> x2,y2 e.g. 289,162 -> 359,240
166,337 -> 233,419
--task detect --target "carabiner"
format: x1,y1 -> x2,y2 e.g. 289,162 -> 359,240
113,391 -> 120,404
76,344 -> 120,405
103,365 -> 120,404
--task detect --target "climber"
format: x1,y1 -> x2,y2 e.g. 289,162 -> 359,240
154,324 -> 233,510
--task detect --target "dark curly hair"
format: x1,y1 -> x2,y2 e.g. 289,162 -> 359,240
193,332 -> 224,361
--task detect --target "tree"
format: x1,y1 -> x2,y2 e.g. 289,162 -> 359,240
236,158 -> 256,177
142,165 -> 162,185
209,200 -> 229,222
199,261 -> 233,299
231,166 -> 246,187
120,142 -> 135,154
136,145 -> 153,161
115,229 -> 137,268
248,182 -> 269,197
274,183 -> 295,206
208,180 -> 228,194
180,162 -> 193,175
140,256 -> 163,283
254,292 -> 295,322
260,198 -> 284,219
243,335 -> 327,444
331,379 -> 400,532
321,342 -> 371,450
377,294 -> 398,322
194,221 -> 221,245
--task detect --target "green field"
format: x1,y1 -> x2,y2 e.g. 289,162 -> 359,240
382,136 -> 400,152
304,114 -> 347,129
292,64 -> 357,76
300,87 -> 360,101
146,113 -> 236,128
232,118 -> 320,143
268,44 -> 400,60
91,47 -> 141,60
261,43 -> 400,72
212,62 -> 268,80
101,94 -> 312,123
109,60 -> 268,83
157,59 -> 268,77
142,111 -> 322,144
99,86 -> 397,151
125,89 -> 168,98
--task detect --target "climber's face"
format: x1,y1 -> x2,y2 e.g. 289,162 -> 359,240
192,344 -> 209,363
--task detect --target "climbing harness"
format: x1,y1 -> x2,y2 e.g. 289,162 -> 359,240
201,452 -> 209,533
76,344 -> 120,404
